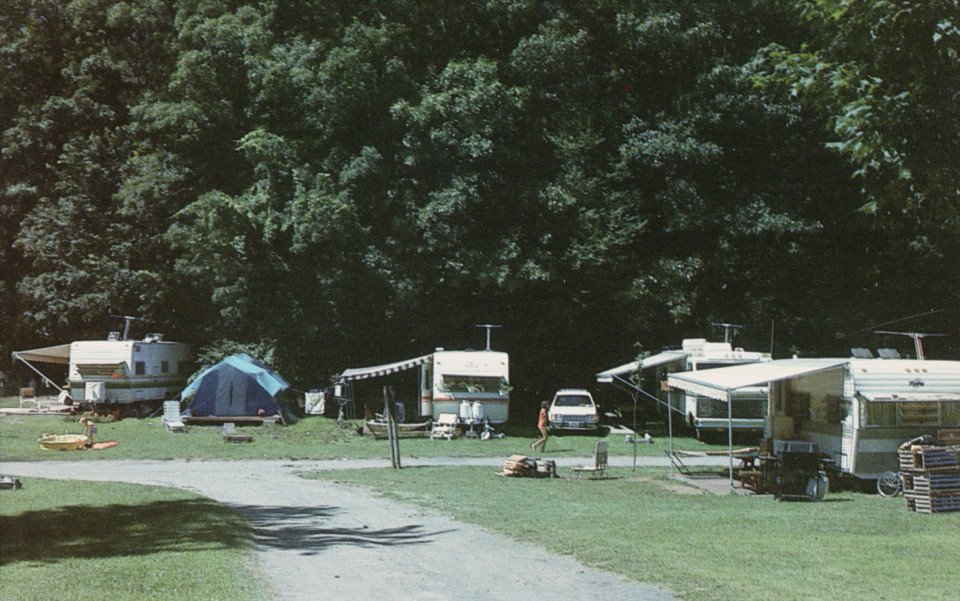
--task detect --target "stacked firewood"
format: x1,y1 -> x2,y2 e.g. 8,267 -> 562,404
497,454 -> 535,477
900,440 -> 960,514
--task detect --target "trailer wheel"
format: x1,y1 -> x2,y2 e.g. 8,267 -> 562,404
876,471 -> 902,497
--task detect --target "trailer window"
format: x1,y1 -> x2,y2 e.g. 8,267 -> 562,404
838,400 -> 853,426
899,402 -> 940,426
439,375 -> 507,394
421,364 -> 432,394
76,363 -> 125,378
692,362 -> 734,371
161,361 -> 169,374
865,401 -> 956,426
134,361 -> 145,376
943,402 -> 960,426
865,401 -> 896,426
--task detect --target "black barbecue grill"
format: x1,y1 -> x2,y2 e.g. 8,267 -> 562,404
765,440 -> 831,501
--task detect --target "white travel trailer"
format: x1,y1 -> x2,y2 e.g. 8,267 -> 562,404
338,348 -> 511,423
597,338 -> 771,438
13,332 -> 191,414
667,357 -> 960,479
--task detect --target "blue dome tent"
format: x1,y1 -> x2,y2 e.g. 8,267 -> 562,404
181,354 -> 295,424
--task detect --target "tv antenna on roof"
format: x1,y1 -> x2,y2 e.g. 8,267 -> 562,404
874,331 -> 946,361
710,322 -> 742,345
110,315 -> 149,341
475,324 -> 501,351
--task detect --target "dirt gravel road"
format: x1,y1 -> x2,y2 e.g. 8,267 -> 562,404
3,459 -> 676,601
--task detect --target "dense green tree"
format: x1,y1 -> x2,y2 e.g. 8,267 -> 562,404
751,0 -> 960,355
3,0 -> 958,402
753,0 -> 960,212
2,0 -> 179,345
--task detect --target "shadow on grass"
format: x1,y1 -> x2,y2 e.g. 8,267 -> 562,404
0,498 -> 250,566
2,500 -> 450,565
231,504 -> 452,555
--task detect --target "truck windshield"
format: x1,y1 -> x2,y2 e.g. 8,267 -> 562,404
554,395 -> 593,407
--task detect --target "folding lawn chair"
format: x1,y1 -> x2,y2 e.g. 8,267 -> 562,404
431,413 -> 458,440
572,440 -> 608,479
162,401 -> 186,432
222,422 -> 253,443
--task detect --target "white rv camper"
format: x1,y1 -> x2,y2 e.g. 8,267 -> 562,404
597,338 -> 771,438
667,357 -> 960,479
337,348 -> 510,424
421,349 -> 510,423
13,331 -> 190,414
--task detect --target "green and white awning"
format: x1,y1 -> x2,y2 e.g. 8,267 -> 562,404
12,344 -> 72,365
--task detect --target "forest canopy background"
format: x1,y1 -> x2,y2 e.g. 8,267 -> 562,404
2,0 -> 959,408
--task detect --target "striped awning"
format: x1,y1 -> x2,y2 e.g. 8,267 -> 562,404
338,354 -> 433,382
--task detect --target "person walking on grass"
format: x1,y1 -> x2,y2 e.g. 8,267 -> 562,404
532,401 -> 549,453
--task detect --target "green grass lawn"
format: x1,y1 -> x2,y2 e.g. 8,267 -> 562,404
309,466 -> 960,601
0,405 -> 726,461
0,478 -> 267,601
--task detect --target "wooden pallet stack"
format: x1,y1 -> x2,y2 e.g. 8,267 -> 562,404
899,443 -> 960,514
497,454 -> 535,477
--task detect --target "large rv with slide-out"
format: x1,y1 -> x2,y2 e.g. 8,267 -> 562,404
597,337 -> 771,438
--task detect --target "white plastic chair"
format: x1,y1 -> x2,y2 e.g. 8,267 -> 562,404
162,401 -> 186,432
19,387 -> 37,409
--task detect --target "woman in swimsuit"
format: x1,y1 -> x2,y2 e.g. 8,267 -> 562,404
532,401 -> 549,453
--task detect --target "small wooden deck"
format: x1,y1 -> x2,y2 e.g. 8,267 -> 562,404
183,415 -> 279,426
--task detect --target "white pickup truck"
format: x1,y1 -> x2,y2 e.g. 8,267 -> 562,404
547,389 -> 600,432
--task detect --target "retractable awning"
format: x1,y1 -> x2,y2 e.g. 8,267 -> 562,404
860,392 -> 960,403
667,359 -> 849,402
596,351 -> 688,383
11,344 -> 72,391
338,353 -> 433,382
12,344 -> 72,365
